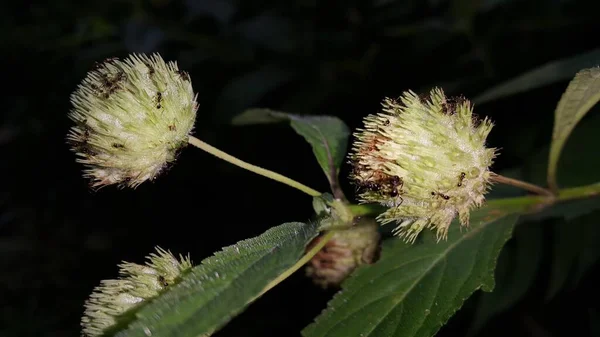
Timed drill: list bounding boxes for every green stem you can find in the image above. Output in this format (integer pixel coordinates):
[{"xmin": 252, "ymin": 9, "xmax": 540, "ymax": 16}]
[
  {"xmin": 188, "ymin": 135, "xmax": 321, "ymax": 197},
  {"xmin": 490, "ymin": 173, "xmax": 555, "ymax": 197},
  {"xmin": 347, "ymin": 182, "xmax": 600, "ymax": 218},
  {"xmin": 557, "ymin": 182, "xmax": 600, "ymax": 201},
  {"xmin": 348, "ymin": 204, "xmax": 387, "ymax": 217},
  {"xmin": 257, "ymin": 230, "xmax": 336, "ymax": 298}
]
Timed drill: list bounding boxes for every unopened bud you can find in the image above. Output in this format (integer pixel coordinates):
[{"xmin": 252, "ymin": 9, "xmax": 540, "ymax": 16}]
[{"xmin": 306, "ymin": 218, "xmax": 381, "ymax": 288}]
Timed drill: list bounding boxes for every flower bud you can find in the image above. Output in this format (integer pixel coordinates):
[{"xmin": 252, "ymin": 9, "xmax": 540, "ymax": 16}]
[
  {"xmin": 81, "ymin": 247, "xmax": 192, "ymax": 337},
  {"xmin": 67, "ymin": 53, "xmax": 198, "ymax": 188},
  {"xmin": 306, "ymin": 218, "xmax": 381, "ymax": 288},
  {"xmin": 349, "ymin": 88, "xmax": 496, "ymax": 242}
]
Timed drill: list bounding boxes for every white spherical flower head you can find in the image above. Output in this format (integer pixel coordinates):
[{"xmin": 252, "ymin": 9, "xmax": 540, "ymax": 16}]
[
  {"xmin": 67, "ymin": 53, "xmax": 198, "ymax": 188},
  {"xmin": 349, "ymin": 88, "xmax": 496, "ymax": 242},
  {"xmin": 81, "ymin": 247, "xmax": 192, "ymax": 337}
]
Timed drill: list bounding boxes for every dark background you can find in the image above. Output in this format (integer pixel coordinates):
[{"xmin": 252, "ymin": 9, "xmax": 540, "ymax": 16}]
[{"xmin": 3, "ymin": 0, "xmax": 600, "ymax": 336}]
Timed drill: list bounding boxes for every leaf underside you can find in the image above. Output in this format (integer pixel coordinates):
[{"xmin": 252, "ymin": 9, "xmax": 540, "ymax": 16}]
[
  {"xmin": 548, "ymin": 67, "xmax": 600, "ymax": 189},
  {"xmin": 232, "ymin": 108, "xmax": 350, "ymax": 186},
  {"xmin": 110, "ymin": 221, "xmax": 318, "ymax": 337},
  {"xmin": 302, "ymin": 201, "xmax": 521, "ymax": 337},
  {"xmin": 468, "ymin": 223, "xmax": 543, "ymax": 335},
  {"xmin": 473, "ymin": 48, "xmax": 600, "ymax": 105}
]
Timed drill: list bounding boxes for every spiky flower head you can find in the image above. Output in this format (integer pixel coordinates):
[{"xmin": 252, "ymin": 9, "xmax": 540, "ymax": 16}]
[
  {"xmin": 306, "ymin": 218, "xmax": 381, "ymax": 288},
  {"xmin": 81, "ymin": 247, "xmax": 192, "ymax": 337},
  {"xmin": 349, "ymin": 88, "xmax": 496, "ymax": 242},
  {"xmin": 67, "ymin": 53, "xmax": 198, "ymax": 189}
]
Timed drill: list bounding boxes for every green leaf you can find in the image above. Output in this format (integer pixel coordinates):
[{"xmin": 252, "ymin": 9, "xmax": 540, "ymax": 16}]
[
  {"xmin": 547, "ymin": 67, "xmax": 600, "ymax": 191},
  {"xmin": 469, "ymin": 223, "xmax": 543, "ymax": 335},
  {"xmin": 526, "ymin": 112, "xmax": 600, "ymax": 188},
  {"xmin": 233, "ymin": 109, "xmax": 350, "ymax": 194},
  {"xmin": 570, "ymin": 211, "xmax": 600, "ymax": 288},
  {"xmin": 523, "ymin": 113, "xmax": 600, "ymax": 221},
  {"xmin": 302, "ymin": 200, "xmax": 522, "ymax": 337},
  {"xmin": 111, "ymin": 221, "xmax": 319, "ymax": 337},
  {"xmin": 473, "ymin": 48, "xmax": 600, "ymax": 105}
]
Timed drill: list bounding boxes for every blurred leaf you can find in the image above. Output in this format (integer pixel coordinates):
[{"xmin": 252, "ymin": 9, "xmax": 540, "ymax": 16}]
[
  {"xmin": 529, "ymin": 112, "xmax": 600, "ymax": 187},
  {"xmin": 381, "ymin": 20, "xmax": 446, "ymax": 37},
  {"xmin": 302, "ymin": 199, "xmax": 523, "ymax": 337},
  {"xmin": 183, "ymin": 0, "xmax": 235, "ymax": 25},
  {"xmin": 523, "ymin": 113, "xmax": 600, "ymax": 221},
  {"xmin": 525, "ymin": 196, "xmax": 600, "ymax": 223},
  {"xmin": 546, "ymin": 218, "xmax": 580, "ymax": 301},
  {"xmin": 548, "ymin": 67, "xmax": 600, "ymax": 191},
  {"xmin": 232, "ymin": 108, "xmax": 287, "ymax": 125},
  {"xmin": 112, "ymin": 222, "xmax": 319, "ymax": 337},
  {"xmin": 449, "ymin": 0, "xmax": 481, "ymax": 32},
  {"xmin": 234, "ymin": 12, "xmax": 297, "ymax": 52},
  {"xmin": 214, "ymin": 65, "xmax": 297, "ymax": 122},
  {"xmin": 480, "ymin": 0, "xmax": 516, "ymax": 11},
  {"xmin": 233, "ymin": 109, "xmax": 350, "ymax": 194},
  {"xmin": 570, "ymin": 211, "xmax": 600, "ymax": 288},
  {"xmin": 468, "ymin": 223, "xmax": 543, "ymax": 335},
  {"xmin": 122, "ymin": 18, "xmax": 165, "ymax": 53},
  {"xmin": 473, "ymin": 48, "xmax": 600, "ymax": 105}
]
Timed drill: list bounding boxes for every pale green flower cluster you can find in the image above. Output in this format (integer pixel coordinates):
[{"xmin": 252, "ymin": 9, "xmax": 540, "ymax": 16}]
[
  {"xmin": 67, "ymin": 53, "xmax": 198, "ymax": 188},
  {"xmin": 349, "ymin": 88, "xmax": 496, "ymax": 242},
  {"xmin": 81, "ymin": 247, "xmax": 192, "ymax": 337}
]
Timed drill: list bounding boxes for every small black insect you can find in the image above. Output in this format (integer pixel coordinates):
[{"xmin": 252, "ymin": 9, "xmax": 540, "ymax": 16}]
[
  {"xmin": 365, "ymin": 181, "xmax": 381, "ymax": 192},
  {"xmin": 384, "ymin": 175, "xmax": 403, "ymax": 197},
  {"xmin": 93, "ymin": 57, "xmax": 118, "ymax": 70},
  {"xmin": 116, "ymin": 71, "xmax": 126, "ymax": 82},
  {"xmin": 145, "ymin": 62, "xmax": 155, "ymax": 75},
  {"xmin": 431, "ymin": 191, "xmax": 450, "ymax": 200},
  {"xmin": 156, "ymin": 92, "xmax": 163, "ymax": 109},
  {"xmin": 177, "ymin": 70, "xmax": 190, "ymax": 81},
  {"xmin": 457, "ymin": 172, "xmax": 466, "ymax": 187}
]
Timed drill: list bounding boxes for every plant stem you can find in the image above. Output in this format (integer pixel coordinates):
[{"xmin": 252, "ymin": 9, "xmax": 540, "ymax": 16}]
[
  {"xmin": 257, "ymin": 230, "xmax": 336, "ymax": 298},
  {"xmin": 188, "ymin": 135, "xmax": 321, "ymax": 197},
  {"xmin": 557, "ymin": 182, "xmax": 600, "ymax": 201},
  {"xmin": 349, "ymin": 181, "xmax": 600, "ymax": 219},
  {"xmin": 490, "ymin": 174, "xmax": 555, "ymax": 198},
  {"xmin": 348, "ymin": 204, "xmax": 387, "ymax": 217}
]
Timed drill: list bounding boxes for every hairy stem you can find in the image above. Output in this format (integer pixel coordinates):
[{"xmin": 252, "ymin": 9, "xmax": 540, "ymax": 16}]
[
  {"xmin": 490, "ymin": 174, "xmax": 555, "ymax": 197},
  {"xmin": 257, "ymin": 230, "xmax": 336, "ymax": 298},
  {"xmin": 188, "ymin": 135, "xmax": 321, "ymax": 197}
]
